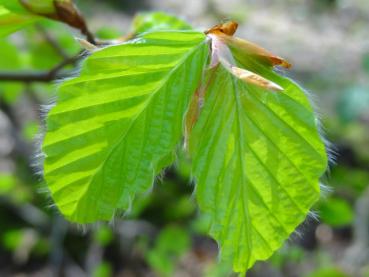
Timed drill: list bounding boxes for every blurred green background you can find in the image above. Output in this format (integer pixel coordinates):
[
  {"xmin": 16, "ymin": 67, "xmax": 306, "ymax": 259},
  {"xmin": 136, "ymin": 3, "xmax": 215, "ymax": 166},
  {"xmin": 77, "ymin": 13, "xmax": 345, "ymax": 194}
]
[{"xmin": 0, "ymin": 0, "xmax": 369, "ymax": 276}]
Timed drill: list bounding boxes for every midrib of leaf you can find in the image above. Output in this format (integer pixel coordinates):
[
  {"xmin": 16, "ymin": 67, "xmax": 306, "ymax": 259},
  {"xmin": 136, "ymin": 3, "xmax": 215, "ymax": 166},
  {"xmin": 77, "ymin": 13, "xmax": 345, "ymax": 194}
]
[
  {"xmin": 72, "ymin": 40, "xmax": 208, "ymax": 218},
  {"xmin": 228, "ymin": 74, "xmax": 283, "ymax": 269},
  {"xmin": 230, "ymin": 76, "xmax": 252, "ymax": 269},
  {"xmin": 230, "ymin": 69, "xmax": 320, "ymax": 220},
  {"xmin": 190, "ymin": 62, "xmax": 326, "ymax": 272}
]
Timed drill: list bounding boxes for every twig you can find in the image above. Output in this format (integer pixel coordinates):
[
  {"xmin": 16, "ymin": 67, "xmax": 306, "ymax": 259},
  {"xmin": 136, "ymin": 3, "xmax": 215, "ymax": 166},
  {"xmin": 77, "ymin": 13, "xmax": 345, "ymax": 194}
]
[
  {"xmin": 0, "ymin": 72, "xmax": 63, "ymax": 82},
  {"xmin": 49, "ymin": 53, "xmax": 82, "ymax": 75},
  {"xmin": 81, "ymin": 26, "xmax": 96, "ymax": 45},
  {"xmin": 52, "ymin": 0, "xmax": 97, "ymax": 45},
  {"xmin": 36, "ymin": 24, "xmax": 69, "ymax": 59},
  {"xmin": 0, "ymin": 53, "xmax": 82, "ymax": 83}
]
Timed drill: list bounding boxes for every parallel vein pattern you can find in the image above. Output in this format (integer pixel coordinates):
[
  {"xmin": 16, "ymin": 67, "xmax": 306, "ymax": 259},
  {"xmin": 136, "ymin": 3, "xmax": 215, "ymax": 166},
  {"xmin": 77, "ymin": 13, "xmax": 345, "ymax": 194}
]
[
  {"xmin": 189, "ymin": 66, "xmax": 327, "ymax": 272},
  {"xmin": 43, "ymin": 31, "xmax": 208, "ymax": 223}
]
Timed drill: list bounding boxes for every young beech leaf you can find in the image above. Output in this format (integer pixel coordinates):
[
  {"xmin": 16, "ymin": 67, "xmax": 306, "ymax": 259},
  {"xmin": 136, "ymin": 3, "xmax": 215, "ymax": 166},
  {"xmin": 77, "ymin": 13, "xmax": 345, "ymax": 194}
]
[
  {"xmin": 189, "ymin": 25, "xmax": 327, "ymax": 272},
  {"xmin": 42, "ymin": 31, "xmax": 208, "ymax": 223},
  {"xmin": 42, "ymin": 14, "xmax": 328, "ymax": 274}
]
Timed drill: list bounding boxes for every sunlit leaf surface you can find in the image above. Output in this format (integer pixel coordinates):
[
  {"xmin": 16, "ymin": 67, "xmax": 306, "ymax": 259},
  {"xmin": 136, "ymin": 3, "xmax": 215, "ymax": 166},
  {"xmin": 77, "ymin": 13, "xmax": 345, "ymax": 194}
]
[
  {"xmin": 41, "ymin": 12, "xmax": 328, "ymax": 273},
  {"xmin": 189, "ymin": 62, "xmax": 327, "ymax": 271},
  {"xmin": 43, "ymin": 31, "xmax": 208, "ymax": 222}
]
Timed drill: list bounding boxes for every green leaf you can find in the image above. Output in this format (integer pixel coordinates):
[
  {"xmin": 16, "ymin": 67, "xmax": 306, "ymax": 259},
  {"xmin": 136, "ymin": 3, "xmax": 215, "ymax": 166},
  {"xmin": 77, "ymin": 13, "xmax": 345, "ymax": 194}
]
[
  {"xmin": 189, "ymin": 63, "xmax": 327, "ymax": 271},
  {"xmin": 132, "ymin": 12, "xmax": 192, "ymax": 34},
  {"xmin": 43, "ymin": 30, "xmax": 208, "ymax": 223},
  {"xmin": 0, "ymin": 6, "xmax": 36, "ymax": 37}
]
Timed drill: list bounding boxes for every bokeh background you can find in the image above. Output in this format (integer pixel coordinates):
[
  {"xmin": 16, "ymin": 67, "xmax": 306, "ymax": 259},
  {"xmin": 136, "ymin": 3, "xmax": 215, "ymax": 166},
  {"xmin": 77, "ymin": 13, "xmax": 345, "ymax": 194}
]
[{"xmin": 1, "ymin": 0, "xmax": 369, "ymax": 276}]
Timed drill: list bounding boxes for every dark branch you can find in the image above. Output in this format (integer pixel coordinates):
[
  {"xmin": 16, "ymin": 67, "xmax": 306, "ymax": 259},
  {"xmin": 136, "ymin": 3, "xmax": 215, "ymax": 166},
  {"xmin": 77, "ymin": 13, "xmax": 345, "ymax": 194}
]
[
  {"xmin": 0, "ymin": 53, "xmax": 82, "ymax": 83},
  {"xmin": 52, "ymin": 0, "xmax": 97, "ymax": 45},
  {"xmin": 81, "ymin": 26, "xmax": 96, "ymax": 45},
  {"xmin": 36, "ymin": 24, "xmax": 69, "ymax": 59},
  {"xmin": 0, "ymin": 72, "xmax": 60, "ymax": 82}
]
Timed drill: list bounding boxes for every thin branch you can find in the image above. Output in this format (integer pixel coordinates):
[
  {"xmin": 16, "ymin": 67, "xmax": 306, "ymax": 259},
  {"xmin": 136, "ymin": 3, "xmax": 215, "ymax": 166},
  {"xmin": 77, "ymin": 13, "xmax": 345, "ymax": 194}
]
[
  {"xmin": 81, "ymin": 26, "xmax": 96, "ymax": 45},
  {"xmin": 0, "ymin": 53, "xmax": 82, "ymax": 83},
  {"xmin": 0, "ymin": 72, "xmax": 62, "ymax": 82},
  {"xmin": 52, "ymin": 0, "xmax": 97, "ymax": 45},
  {"xmin": 36, "ymin": 24, "xmax": 69, "ymax": 59},
  {"xmin": 49, "ymin": 53, "xmax": 82, "ymax": 75}
]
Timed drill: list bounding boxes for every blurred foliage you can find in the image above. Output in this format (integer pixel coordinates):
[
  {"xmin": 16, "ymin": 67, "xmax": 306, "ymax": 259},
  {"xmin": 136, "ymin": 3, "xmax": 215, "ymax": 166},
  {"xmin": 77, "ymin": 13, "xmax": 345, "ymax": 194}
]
[
  {"xmin": 306, "ymin": 267, "xmax": 349, "ymax": 277},
  {"xmin": 0, "ymin": 173, "xmax": 31, "ymax": 203},
  {"xmin": 269, "ymin": 245, "xmax": 305, "ymax": 268},
  {"xmin": 204, "ymin": 260, "xmax": 233, "ymax": 277},
  {"xmin": 0, "ymin": 6, "xmax": 36, "ymax": 37},
  {"xmin": 0, "ymin": 174, "xmax": 15, "ymax": 195},
  {"xmin": 132, "ymin": 11, "xmax": 192, "ymax": 33},
  {"xmin": 330, "ymin": 165, "xmax": 369, "ymax": 196},
  {"xmin": 0, "ymin": 38, "xmax": 22, "ymax": 102},
  {"xmin": 95, "ymin": 26, "xmax": 121, "ymax": 40},
  {"xmin": 0, "ymin": 20, "xmax": 81, "ymax": 104},
  {"xmin": 146, "ymin": 226, "xmax": 190, "ymax": 276},
  {"xmin": 93, "ymin": 262, "xmax": 112, "ymax": 277},
  {"xmin": 94, "ymin": 226, "xmax": 113, "ymax": 247},
  {"xmin": 319, "ymin": 197, "xmax": 353, "ymax": 227},
  {"xmin": 99, "ymin": 0, "xmax": 152, "ymax": 14}
]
